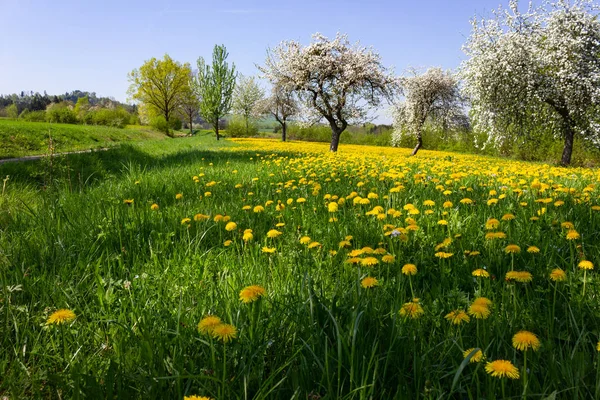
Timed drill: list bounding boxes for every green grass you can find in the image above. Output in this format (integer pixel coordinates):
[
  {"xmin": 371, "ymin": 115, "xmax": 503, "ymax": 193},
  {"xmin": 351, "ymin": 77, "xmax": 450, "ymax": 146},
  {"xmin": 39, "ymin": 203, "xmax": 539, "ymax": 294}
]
[
  {"xmin": 0, "ymin": 137, "xmax": 599, "ymax": 399},
  {"xmin": 0, "ymin": 119, "xmax": 166, "ymax": 160}
]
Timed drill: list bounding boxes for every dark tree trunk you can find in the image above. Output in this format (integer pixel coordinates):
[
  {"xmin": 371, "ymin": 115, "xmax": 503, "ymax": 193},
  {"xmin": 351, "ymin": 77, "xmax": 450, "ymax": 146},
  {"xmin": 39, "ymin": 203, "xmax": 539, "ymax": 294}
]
[
  {"xmin": 411, "ymin": 128, "xmax": 423, "ymax": 156},
  {"xmin": 215, "ymin": 118, "xmax": 220, "ymax": 141},
  {"xmin": 281, "ymin": 120, "xmax": 287, "ymax": 142},
  {"xmin": 561, "ymin": 124, "xmax": 574, "ymax": 166},
  {"xmin": 330, "ymin": 128, "xmax": 342, "ymax": 152},
  {"xmin": 245, "ymin": 116, "xmax": 249, "ymax": 135},
  {"xmin": 165, "ymin": 110, "xmax": 172, "ymax": 138},
  {"xmin": 189, "ymin": 114, "xmax": 193, "ymax": 136}
]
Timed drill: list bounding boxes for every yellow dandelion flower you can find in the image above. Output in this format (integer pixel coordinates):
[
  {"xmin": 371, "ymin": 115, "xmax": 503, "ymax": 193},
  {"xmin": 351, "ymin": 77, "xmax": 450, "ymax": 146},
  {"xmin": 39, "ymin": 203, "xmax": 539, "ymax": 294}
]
[
  {"xmin": 194, "ymin": 213, "xmax": 209, "ymax": 221},
  {"xmin": 123, "ymin": 199, "xmax": 134, "ymax": 205},
  {"xmin": 338, "ymin": 240, "xmax": 351, "ymax": 248},
  {"xmin": 423, "ymin": 200, "xmax": 435, "ymax": 207},
  {"xmin": 184, "ymin": 395, "xmax": 212, "ymax": 400},
  {"xmin": 445, "ymin": 310, "xmax": 470, "ymax": 325},
  {"xmin": 485, "ymin": 360, "xmax": 520, "ymax": 379},
  {"xmin": 46, "ymin": 309, "xmax": 76, "ymax": 325},
  {"xmin": 328, "ymin": 202, "xmax": 339, "ymax": 212},
  {"xmin": 578, "ymin": 260, "xmax": 594, "ymax": 270},
  {"xmin": 512, "ymin": 330, "xmax": 541, "ymax": 352},
  {"xmin": 402, "ymin": 264, "xmax": 418, "ymax": 275},
  {"xmin": 181, "ymin": 218, "xmax": 191, "ymax": 225},
  {"xmin": 561, "ymin": 221, "xmax": 575, "ymax": 229},
  {"xmin": 225, "ymin": 222, "xmax": 237, "ymax": 231},
  {"xmin": 502, "ymin": 213, "xmax": 515, "ymax": 221},
  {"xmin": 435, "ymin": 252, "xmax": 454, "ymax": 259},
  {"xmin": 361, "ymin": 276, "xmax": 379, "ymax": 288},
  {"xmin": 504, "ymin": 244, "xmax": 521, "ymax": 254},
  {"xmin": 460, "ymin": 198, "xmax": 473, "ymax": 204},
  {"xmin": 361, "ymin": 257, "xmax": 379, "ymax": 267},
  {"xmin": 243, "ymin": 231, "xmax": 253, "ymax": 242},
  {"xmin": 345, "ymin": 257, "xmax": 362, "ymax": 265},
  {"xmin": 438, "ymin": 219, "xmax": 448, "ymax": 226},
  {"xmin": 300, "ymin": 236, "xmax": 312, "ymax": 245},
  {"xmin": 175, "ymin": 193, "xmax": 183, "ymax": 200},
  {"xmin": 197, "ymin": 315, "xmax": 221, "ymax": 334},
  {"xmin": 485, "ymin": 218, "xmax": 500, "ymax": 230},
  {"xmin": 399, "ymin": 301, "xmax": 424, "ymax": 319},
  {"xmin": 506, "ymin": 270, "xmax": 533, "ymax": 283},
  {"xmin": 262, "ymin": 246, "xmax": 276, "ymax": 254},
  {"xmin": 473, "ymin": 297, "xmax": 492, "ymax": 307},
  {"xmin": 472, "ymin": 269, "xmax": 490, "ymax": 278},
  {"xmin": 211, "ymin": 323, "xmax": 237, "ymax": 343},
  {"xmin": 549, "ymin": 268, "xmax": 567, "ymax": 282},
  {"xmin": 224, "ymin": 240, "xmax": 233, "ymax": 246},
  {"xmin": 443, "ymin": 201, "xmax": 453, "ymax": 208},
  {"xmin": 308, "ymin": 241, "xmax": 322, "ymax": 249},
  {"xmin": 267, "ymin": 229, "xmax": 282, "ymax": 238},
  {"xmin": 151, "ymin": 203, "xmax": 159, "ymax": 211},
  {"xmin": 296, "ymin": 198, "xmax": 306, "ymax": 203},
  {"xmin": 468, "ymin": 304, "xmax": 491, "ymax": 319},
  {"xmin": 463, "ymin": 348, "xmax": 484, "ymax": 363},
  {"xmin": 527, "ymin": 246, "xmax": 540, "ymax": 253},
  {"xmin": 382, "ymin": 254, "xmax": 395, "ymax": 263},
  {"xmin": 239, "ymin": 285, "xmax": 266, "ymax": 303},
  {"xmin": 253, "ymin": 205, "xmax": 265, "ymax": 213},
  {"xmin": 566, "ymin": 230, "xmax": 580, "ymax": 240}
]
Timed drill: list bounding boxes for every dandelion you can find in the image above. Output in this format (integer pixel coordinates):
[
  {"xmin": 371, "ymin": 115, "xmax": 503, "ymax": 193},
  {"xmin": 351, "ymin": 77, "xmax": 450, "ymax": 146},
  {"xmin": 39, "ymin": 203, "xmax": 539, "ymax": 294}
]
[
  {"xmin": 485, "ymin": 360, "xmax": 520, "ymax": 379},
  {"xmin": 243, "ymin": 230, "xmax": 253, "ymax": 242},
  {"xmin": 151, "ymin": 203, "xmax": 159, "ymax": 210},
  {"xmin": 300, "ymin": 236, "xmax": 312, "ymax": 245},
  {"xmin": 512, "ymin": 330, "xmax": 540, "ymax": 352},
  {"xmin": 504, "ymin": 244, "xmax": 521, "ymax": 254},
  {"xmin": 460, "ymin": 198, "xmax": 473, "ymax": 204},
  {"xmin": 463, "ymin": 348, "xmax": 483, "ymax": 363},
  {"xmin": 566, "ymin": 230, "xmax": 580, "ymax": 240},
  {"xmin": 485, "ymin": 218, "xmax": 500, "ymax": 230},
  {"xmin": 328, "ymin": 202, "xmax": 339, "ymax": 212},
  {"xmin": 502, "ymin": 213, "xmax": 515, "ymax": 221},
  {"xmin": 338, "ymin": 240, "xmax": 351, "ymax": 248},
  {"xmin": 308, "ymin": 241, "xmax": 322, "ymax": 249},
  {"xmin": 194, "ymin": 213, "xmax": 209, "ymax": 221},
  {"xmin": 472, "ymin": 269, "xmax": 490, "ymax": 278},
  {"xmin": 224, "ymin": 240, "xmax": 232, "ymax": 246},
  {"xmin": 267, "ymin": 229, "xmax": 282, "ymax": 238},
  {"xmin": 445, "ymin": 310, "xmax": 470, "ymax": 325},
  {"xmin": 181, "ymin": 218, "xmax": 191, "ymax": 225},
  {"xmin": 361, "ymin": 276, "xmax": 379, "ymax": 288},
  {"xmin": 443, "ymin": 201, "xmax": 453, "ymax": 208},
  {"xmin": 225, "ymin": 222, "xmax": 237, "ymax": 231},
  {"xmin": 197, "ymin": 315, "xmax": 221, "ymax": 334},
  {"xmin": 361, "ymin": 257, "xmax": 379, "ymax": 267},
  {"xmin": 402, "ymin": 264, "xmax": 417, "ymax": 275},
  {"xmin": 123, "ymin": 199, "xmax": 134, "ymax": 205},
  {"xmin": 438, "ymin": 219, "xmax": 448, "ymax": 226},
  {"xmin": 549, "ymin": 268, "xmax": 566, "ymax": 282},
  {"xmin": 47, "ymin": 309, "xmax": 76, "ymax": 325},
  {"xmin": 468, "ymin": 303, "xmax": 491, "ymax": 320},
  {"xmin": 262, "ymin": 246, "xmax": 276, "ymax": 254},
  {"xmin": 382, "ymin": 254, "xmax": 395, "ymax": 263},
  {"xmin": 296, "ymin": 198, "xmax": 306, "ymax": 203},
  {"xmin": 505, "ymin": 271, "xmax": 533, "ymax": 283},
  {"xmin": 435, "ymin": 252, "xmax": 454, "ymax": 259},
  {"xmin": 212, "ymin": 323, "xmax": 237, "ymax": 343},
  {"xmin": 578, "ymin": 260, "xmax": 594, "ymax": 270},
  {"xmin": 527, "ymin": 246, "xmax": 540, "ymax": 253},
  {"xmin": 239, "ymin": 285, "xmax": 266, "ymax": 303},
  {"xmin": 253, "ymin": 205, "xmax": 265, "ymax": 213},
  {"xmin": 176, "ymin": 193, "xmax": 183, "ymax": 200},
  {"xmin": 399, "ymin": 300, "xmax": 424, "ymax": 319},
  {"xmin": 184, "ymin": 396, "xmax": 212, "ymax": 400}
]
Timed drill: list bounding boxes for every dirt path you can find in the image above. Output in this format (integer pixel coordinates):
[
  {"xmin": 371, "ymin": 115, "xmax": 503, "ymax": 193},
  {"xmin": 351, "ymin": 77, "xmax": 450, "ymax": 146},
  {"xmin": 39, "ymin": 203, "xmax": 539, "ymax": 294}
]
[{"xmin": 0, "ymin": 148, "xmax": 109, "ymax": 165}]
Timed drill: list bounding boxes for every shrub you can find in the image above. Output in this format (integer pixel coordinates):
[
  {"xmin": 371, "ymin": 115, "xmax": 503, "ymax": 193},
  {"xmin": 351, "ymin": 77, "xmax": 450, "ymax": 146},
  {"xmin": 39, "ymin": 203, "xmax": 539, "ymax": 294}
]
[
  {"xmin": 45, "ymin": 102, "xmax": 77, "ymax": 124},
  {"xmin": 150, "ymin": 116, "xmax": 169, "ymax": 133},
  {"xmin": 6, "ymin": 104, "xmax": 18, "ymax": 119},
  {"xmin": 226, "ymin": 116, "xmax": 258, "ymax": 137},
  {"xmin": 19, "ymin": 110, "xmax": 46, "ymax": 122}
]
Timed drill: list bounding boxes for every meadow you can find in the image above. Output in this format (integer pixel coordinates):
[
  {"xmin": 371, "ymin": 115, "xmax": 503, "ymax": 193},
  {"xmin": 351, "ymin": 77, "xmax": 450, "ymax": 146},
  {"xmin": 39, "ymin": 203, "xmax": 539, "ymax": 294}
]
[{"xmin": 1, "ymin": 135, "xmax": 600, "ymax": 399}]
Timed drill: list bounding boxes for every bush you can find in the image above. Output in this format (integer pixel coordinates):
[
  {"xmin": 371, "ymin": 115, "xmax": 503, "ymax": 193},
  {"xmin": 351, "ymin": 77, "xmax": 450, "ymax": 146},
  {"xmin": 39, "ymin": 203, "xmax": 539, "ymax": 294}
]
[
  {"xmin": 226, "ymin": 116, "xmax": 258, "ymax": 137},
  {"xmin": 169, "ymin": 116, "xmax": 182, "ymax": 131},
  {"xmin": 84, "ymin": 107, "xmax": 131, "ymax": 128},
  {"xmin": 45, "ymin": 102, "xmax": 77, "ymax": 124},
  {"xmin": 19, "ymin": 110, "xmax": 47, "ymax": 122},
  {"xmin": 6, "ymin": 104, "xmax": 18, "ymax": 119}
]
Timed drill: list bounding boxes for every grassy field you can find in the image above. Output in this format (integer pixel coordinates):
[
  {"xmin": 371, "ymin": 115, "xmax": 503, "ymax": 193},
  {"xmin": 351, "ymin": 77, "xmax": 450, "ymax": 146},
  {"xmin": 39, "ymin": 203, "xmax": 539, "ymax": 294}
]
[
  {"xmin": 1, "ymin": 136, "xmax": 600, "ymax": 399},
  {"xmin": 0, "ymin": 119, "xmax": 166, "ymax": 159}
]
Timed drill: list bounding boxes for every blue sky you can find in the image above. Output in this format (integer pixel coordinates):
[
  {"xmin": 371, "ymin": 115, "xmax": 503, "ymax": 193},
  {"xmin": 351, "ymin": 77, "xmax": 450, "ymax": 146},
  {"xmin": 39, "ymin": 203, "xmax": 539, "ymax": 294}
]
[{"xmin": 1, "ymin": 0, "xmax": 513, "ymax": 104}]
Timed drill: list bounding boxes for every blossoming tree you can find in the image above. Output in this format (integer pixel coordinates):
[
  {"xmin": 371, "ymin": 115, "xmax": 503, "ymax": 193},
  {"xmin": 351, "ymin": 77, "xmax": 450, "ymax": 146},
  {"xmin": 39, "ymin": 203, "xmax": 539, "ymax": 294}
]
[
  {"xmin": 461, "ymin": 0, "xmax": 600, "ymax": 165},
  {"xmin": 259, "ymin": 33, "xmax": 396, "ymax": 151},
  {"xmin": 257, "ymin": 84, "xmax": 298, "ymax": 142},
  {"xmin": 392, "ymin": 67, "xmax": 463, "ymax": 155}
]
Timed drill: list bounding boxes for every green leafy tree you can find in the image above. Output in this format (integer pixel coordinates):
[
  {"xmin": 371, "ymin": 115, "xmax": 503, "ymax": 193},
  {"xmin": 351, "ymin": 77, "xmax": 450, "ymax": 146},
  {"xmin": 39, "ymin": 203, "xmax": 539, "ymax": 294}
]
[
  {"xmin": 127, "ymin": 54, "xmax": 191, "ymax": 137},
  {"xmin": 6, "ymin": 103, "xmax": 18, "ymax": 119},
  {"xmin": 74, "ymin": 96, "xmax": 90, "ymax": 121},
  {"xmin": 194, "ymin": 45, "xmax": 237, "ymax": 140}
]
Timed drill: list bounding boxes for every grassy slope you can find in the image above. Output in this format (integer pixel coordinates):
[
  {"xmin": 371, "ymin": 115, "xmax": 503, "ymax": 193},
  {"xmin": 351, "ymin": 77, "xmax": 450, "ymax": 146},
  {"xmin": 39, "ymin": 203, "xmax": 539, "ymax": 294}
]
[{"xmin": 0, "ymin": 119, "xmax": 166, "ymax": 159}]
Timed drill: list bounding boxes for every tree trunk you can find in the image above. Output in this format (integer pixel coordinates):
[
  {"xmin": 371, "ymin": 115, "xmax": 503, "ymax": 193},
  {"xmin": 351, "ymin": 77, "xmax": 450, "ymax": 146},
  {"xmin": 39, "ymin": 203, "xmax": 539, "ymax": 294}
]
[
  {"xmin": 281, "ymin": 120, "xmax": 287, "ymax": 142},
  {"xmin": 215, "ymin": 118, "xmax": 220, "ymax": 141},
  {"xmin": 411, "ymin": 129, "xmax": 423, "ymax": 156},
  {"xmin": 561, "ymin": 124, "xmax": 574, "ymax": 166},
  {"xmin": 165, "ymin": 110, "xmax": 172, "ymax": 138},
  {"xmin": 330, "ymin": 128, "xmax": 342, "ymax": 152},
  {"xmin": 189, "ymin": 114, "xmax": 193, "ymax": 136},
  {"xmin": 245, "ymin": 116, "xmax": 249, "ymax": 136}
]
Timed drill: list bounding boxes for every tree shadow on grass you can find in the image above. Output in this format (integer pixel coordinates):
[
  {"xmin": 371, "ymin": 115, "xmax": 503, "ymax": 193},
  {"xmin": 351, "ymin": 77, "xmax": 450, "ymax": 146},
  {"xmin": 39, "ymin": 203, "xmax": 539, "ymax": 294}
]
[{"xmin": 0, "ymin": 138, "xmax": 304, "ymax": 189}]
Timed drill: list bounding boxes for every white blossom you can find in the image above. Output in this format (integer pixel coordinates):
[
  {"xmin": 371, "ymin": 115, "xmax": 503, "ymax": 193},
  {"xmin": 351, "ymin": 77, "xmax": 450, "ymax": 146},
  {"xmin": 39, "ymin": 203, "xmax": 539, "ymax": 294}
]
[{"xmin": 460, "ymin": 0, "xmax": 600, "ymax": 165}]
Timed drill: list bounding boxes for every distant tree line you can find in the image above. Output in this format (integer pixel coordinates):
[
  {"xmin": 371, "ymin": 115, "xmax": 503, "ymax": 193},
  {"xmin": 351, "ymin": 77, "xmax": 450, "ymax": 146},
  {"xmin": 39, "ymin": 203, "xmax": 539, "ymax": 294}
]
[{"xmin": 0, "ymin": 90, "xmax": 139, "ymax": 128}]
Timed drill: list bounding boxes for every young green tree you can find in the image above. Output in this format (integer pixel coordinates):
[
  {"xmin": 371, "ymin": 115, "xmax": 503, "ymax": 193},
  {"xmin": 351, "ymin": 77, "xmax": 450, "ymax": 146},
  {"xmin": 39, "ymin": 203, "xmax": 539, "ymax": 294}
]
[
  {"xmin": 232, "ymin": 74, "xmax": 264, "ymax": 135},
  {"xmin": 127, "ymin": 54, "xmax": 191, "ymax": 137},
  {"xmin": 194, "ymin": 45, "xmax": 237, "ymax": 140},
  {"xmin": 6, "ymin": 103, "xmax": 18, "ymax": 119},
  {"xmin": 179, "ymin": 81, "xmax": 200, "ymax": 136}
]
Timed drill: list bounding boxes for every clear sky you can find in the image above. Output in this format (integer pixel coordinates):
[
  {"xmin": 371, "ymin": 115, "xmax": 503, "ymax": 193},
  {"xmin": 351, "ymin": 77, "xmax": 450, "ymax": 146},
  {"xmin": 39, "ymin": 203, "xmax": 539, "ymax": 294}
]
[{"xmin": 1, "ymin": 0, "xmax": 513, "ymax": 104}]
